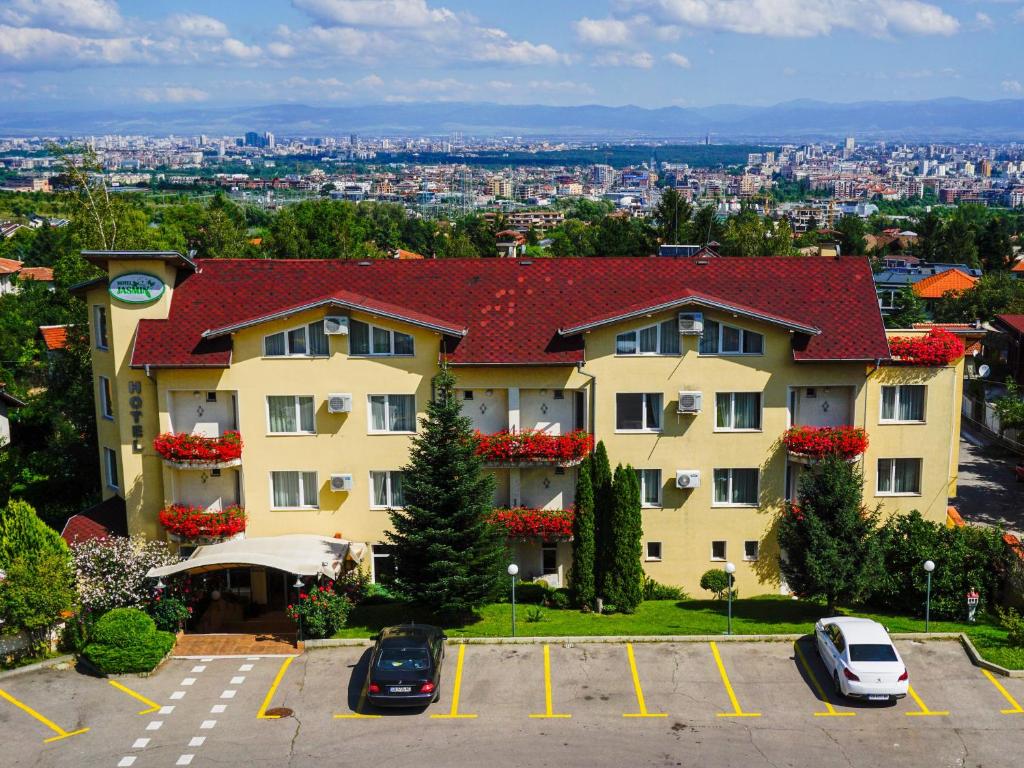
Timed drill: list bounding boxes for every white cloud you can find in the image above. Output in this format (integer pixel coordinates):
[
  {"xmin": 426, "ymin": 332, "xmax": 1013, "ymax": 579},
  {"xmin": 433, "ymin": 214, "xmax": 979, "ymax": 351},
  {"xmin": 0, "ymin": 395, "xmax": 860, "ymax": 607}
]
[
  {"xmin": 0, "ymin": 0, "xmax": 122, "ymax": 33},
  {"xmin": 593, "ymin": 50, "xmax": 654, "ymax": 69},
  {"xmin": 574, "ymin": 17, "xmax": 633, "ymax": 46},
  {"xmin": 135, "ymin": 86, "xmax": 209, "ymax": 103},
  {"xmin": 276, "ymin": 24, "xmax": 381, "ymax": 57},
  {"xmin": 972, "ymin": 12, "xmax": 994, "ymax": 30},
  {"xmin": 665, "ymin": 51, "xmax": 691, "ymax": 68},
  {"xmin": 292, "ymin": 0, "xmax": 456, "ymax": 29},
  {"xmin": 167, "ymin": 14, "xmax": 229, "ymax": 39},
  {"xmin": 266, "ymin": 42, "xmax": 295, "ymax": 58},
  {"xmin": 1002, "ymin": 79, "xmax": 1023, "ymax": 94},
  {"xmin": 472, "ymin": 38, "xmax": 567, "ymax": 65},
  {"xmin": 221, "ymin": 38, "xmax": 263, "ymax": 60},
  {"xmin": 0, "ymin": 24, "xmax": 150, "ymax": 68}
]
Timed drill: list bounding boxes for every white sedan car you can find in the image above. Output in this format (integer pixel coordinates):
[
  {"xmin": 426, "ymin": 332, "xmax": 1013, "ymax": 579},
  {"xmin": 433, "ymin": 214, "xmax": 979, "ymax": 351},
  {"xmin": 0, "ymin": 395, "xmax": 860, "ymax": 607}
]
[{"xmin": 814, "ymin": 617, "xmax": 909, "ymax": 702}]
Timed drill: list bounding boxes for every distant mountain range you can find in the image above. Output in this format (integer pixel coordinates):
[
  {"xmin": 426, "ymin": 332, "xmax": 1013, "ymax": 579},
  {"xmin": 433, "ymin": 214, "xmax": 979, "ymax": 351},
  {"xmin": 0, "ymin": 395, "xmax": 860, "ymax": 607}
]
[{"xmin": 4, "ymin": 98, "xmax": 1024, "ymax": 141}]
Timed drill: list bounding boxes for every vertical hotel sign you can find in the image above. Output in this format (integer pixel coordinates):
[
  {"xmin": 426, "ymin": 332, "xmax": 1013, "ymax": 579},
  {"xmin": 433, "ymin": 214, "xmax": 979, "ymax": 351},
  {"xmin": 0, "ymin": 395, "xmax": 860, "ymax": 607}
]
[{"xmin": 129, "ymin": 381, "xmax": 144, "ymax": 453}]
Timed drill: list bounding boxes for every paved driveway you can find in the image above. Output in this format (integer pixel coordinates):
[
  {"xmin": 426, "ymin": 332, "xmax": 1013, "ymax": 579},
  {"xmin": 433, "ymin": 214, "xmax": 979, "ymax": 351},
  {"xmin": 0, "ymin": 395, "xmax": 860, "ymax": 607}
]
[
  {"xmin": 4, "ymin": 639, "xmax": 1024, "ymax": 768},
  {"xmin": 954, "ymin": 425, "xmax": 1024, "ymax": 536}
]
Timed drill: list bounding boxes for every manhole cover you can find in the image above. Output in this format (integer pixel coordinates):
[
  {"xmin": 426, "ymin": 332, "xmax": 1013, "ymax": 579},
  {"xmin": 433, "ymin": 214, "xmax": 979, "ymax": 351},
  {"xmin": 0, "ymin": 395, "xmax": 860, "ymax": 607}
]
[{"xmin": 264, "ymin": 707, "xmax": 294, "ymax": 718}]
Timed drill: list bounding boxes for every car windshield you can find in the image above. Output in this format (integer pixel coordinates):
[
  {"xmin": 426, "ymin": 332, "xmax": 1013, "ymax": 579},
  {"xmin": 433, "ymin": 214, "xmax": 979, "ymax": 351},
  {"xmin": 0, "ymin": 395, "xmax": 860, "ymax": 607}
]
[
  {"xmin": 849, "ymin": 643, "xmax": 898, "ymax": 662},
  {"xmin": 376, "ymin": 645, "xmax": 430, "ymax": 671}
]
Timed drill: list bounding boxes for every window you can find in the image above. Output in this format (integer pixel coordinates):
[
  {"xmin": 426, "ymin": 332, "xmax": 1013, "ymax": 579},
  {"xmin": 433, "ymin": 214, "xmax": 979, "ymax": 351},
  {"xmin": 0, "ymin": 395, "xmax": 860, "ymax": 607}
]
[
  {"xmin": 715, "ymin": 392, "xmax": 762, "ymax": 430},
  {"xmin": 103, "ymin": 447, "xmax": 118, "ymax": 490},
  {"xmin": 744, "ymin": 540, "xmax": 759, "ymax": 561},
  {"xmin": 267, "ymin": 396, "xmax": 316, "ymax": 434},
  {"xmin": 350, "ymin": 319, "xmax": 414, "ymax": 356},
  {"xmin": 94, "ymin": 305, "xmax": 108, "ymax": 350},
  {"xmin": 542, "ymin": 543, "xmax": 557, "ymax": 575},
  {"xmin": 206, "ymin": 392, "xmax": 217, "ymax": 403},
  {"xmin": 711, "ymin": 540, "xmax": 727, "ymax": 561},
  {"xmin": 462, "ymin": 390, "xmax": 474, "ymax": 400},
  {"xmin": 264, "ymin": 320, "xmax": 328, "ymax": 357},
  {"xmin": 271, "ymin": 471, "xmax": 319, "ymax": 508},
  {"xmin": 699, "ymin": 319, "xmax": 764, "ymax": 356},
  {"xmin": 370, "ymin": 471, "xmax": 405, "ymax": 508},
  {"xmin": 646, "ymin": 541, "xmax": 662, "ymax": 561},
  {"xmin": 713, "ymin": 468, "xmax": 759, "ymax": 506},
  {"xmin": 99, "ymin": 376, "xmax": 114, "ymax": 420},
  {"xmin": 615, "ymin": 393, "xmax": 662, "ymax": 431},
  {"xmin": 372, "ymin": 544, "xmax": 396, "ymax": 584},
  {"xmin": 615, "ymin": 320, "xmax": 680, "ymax": 355},
  {"xmin": 636, "ymin": 469, "xmax": 662, "ymax": 507},
  {"xmin": 877, "ymin": 290, "xmax": 899, "ymax": 311},
  {"xmin": 877, "ymin": 458, "xmax": 922, "ymax": 495},
  {"xmin": 369, "ymin": 394, "xmax": 416, "ymax": 433},
  {"xmin": 880, "ymin": 385, "xmax": 925, "ymax": 423}
]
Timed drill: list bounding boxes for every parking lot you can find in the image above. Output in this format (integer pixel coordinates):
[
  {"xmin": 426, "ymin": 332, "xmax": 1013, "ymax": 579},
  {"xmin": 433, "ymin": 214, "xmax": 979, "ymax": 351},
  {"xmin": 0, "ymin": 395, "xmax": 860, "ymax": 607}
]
[{"xmin": 3, "ymin": 638, "xmax": 1023, "ymax": 768}]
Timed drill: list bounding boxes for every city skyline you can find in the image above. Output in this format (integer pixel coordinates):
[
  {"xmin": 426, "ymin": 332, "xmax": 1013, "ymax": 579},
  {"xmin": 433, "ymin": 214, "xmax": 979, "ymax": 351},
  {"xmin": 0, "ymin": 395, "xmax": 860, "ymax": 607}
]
[{"xmin": 2, "ymin": 0, "xmax": 1024, "ymax": 112}]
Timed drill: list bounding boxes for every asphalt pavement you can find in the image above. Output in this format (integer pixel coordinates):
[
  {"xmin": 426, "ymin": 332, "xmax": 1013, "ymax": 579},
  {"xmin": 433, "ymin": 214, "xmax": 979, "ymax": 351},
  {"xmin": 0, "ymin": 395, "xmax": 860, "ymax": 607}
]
[{"xmin": 954, "ymin": 425, "xmax": 1024, "ymax": 536}]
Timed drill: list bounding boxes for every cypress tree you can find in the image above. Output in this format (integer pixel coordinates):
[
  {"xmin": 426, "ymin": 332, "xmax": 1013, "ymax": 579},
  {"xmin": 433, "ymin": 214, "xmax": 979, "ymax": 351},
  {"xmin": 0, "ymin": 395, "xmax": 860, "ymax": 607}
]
[
  {"xmin": 604, "ymin": 464, "xmax": 644, "ymax": 613},
  {"xmin": 570, "ymin": 458, "xmax": 596, "ymax": 609},
  {"xmin": 0, "ymin": 499, "xmax": 68, "ymax": 570},
  {"xmin": 386, "ymin": 366, "xmax": 504, "ymax": 619},
  {"xmin": 590, "ymin": 441, "xmax": 613, "ymax": 597}
]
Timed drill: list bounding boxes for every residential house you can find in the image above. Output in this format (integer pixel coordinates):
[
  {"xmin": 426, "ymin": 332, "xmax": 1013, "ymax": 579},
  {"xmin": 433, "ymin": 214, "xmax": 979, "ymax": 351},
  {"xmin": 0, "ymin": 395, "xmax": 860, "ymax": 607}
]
[{"xmin": 0, "ymin": 383, "xmax": 25, "ymax": 448}]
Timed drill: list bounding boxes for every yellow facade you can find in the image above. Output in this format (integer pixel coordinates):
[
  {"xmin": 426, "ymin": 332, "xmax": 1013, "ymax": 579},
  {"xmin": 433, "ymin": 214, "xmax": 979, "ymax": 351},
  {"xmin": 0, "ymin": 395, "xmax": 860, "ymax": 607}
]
[{"xmin": 83, "ymin": 256, "xmax": 963, "ymax": 596}]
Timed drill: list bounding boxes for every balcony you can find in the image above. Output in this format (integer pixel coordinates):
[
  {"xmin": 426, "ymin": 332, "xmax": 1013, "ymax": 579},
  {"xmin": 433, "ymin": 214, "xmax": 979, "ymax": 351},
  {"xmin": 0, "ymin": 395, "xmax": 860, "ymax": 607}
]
[
  {"xmin": 782, "ymin": 425, "xmax": 868, "ymax": 464},
  {"xmin": 158, "ymin": 504, "xmax": 246, "ymax": 542},
  {"xmin": 154, "ymin": 431, "xmax": 243, "ymax": 470},
  {"xmin": 474, "ymin": 429, "xmax": 592, "ymax": 468},
  {"xmin": 487, "ymin": 507, "xmax": 574, "ymax": 542}
]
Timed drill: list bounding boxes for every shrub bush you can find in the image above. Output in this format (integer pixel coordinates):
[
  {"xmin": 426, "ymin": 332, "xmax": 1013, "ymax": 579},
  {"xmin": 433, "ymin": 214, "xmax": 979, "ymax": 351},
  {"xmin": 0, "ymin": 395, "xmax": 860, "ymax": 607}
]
[
  {"xmin": 642, "ymin": 577, "xmax": 688, "ymax": 601},
  {"xmin": 524, "ymin": 606, "xmax": 545, "ymax": 623},
  {"xmin": 547, "ymin": 589, "xmax": 571, "ymax": 609},
  {"xmin": 359, "ymin": 582, "xmax": 404, "ymax": 606},
  {"xmin": 700, "ymin": 569, "xmax": 731, "ymax": 600},
  {"xmin": 999, "ymin": 607, "xmax": 1024, "ymax": 648},
  {"xmin": 83, "ymin": 608, "xmax": 176, "ymax": 674},
  {"xmin": 146, "ymin": 596, "xmax": 191, "ymax": 633},
  {"xmin": 286, "ymin": 585, "xmax": 352, "ymax": 639},
  {"xmin": 513, "ymin": 583, "xmax": 548, "ymax": 605}
]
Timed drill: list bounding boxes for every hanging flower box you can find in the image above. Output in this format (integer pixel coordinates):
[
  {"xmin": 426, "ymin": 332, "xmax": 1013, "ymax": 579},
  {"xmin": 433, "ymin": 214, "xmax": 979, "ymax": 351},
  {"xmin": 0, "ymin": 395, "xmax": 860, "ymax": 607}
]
[
  {"xmin": 153, "ymin": 431, "xmax": 243, "ymax": 468},
  {"xmin": 887, "ymin": 328, "xmax": 965, "ymax": 367},
  {"xmin": 158, "ymin": 504, "xmax": 246, "ymax": 539},
  {"xmin": 782, "ymin": 425, "xmax": 869, "ymax": 461},
  {"xmin": 487, "ymin": 507, "xmax": 574, "ymax": 542},
  {"xmin": 474, "ymin": 430, "xmax": 593, "ymax": 466}
]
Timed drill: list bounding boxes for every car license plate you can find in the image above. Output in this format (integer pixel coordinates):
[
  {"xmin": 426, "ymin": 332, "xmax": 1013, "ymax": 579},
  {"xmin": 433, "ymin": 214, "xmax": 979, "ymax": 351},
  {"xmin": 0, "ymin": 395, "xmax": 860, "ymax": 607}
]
[
  {"xmin": 868, "ymin": 695, "xmax": 888, "ymax": 701},
  {"xmin": 390, "ymin": 686, "xmax": 412, "ymax": 693}
]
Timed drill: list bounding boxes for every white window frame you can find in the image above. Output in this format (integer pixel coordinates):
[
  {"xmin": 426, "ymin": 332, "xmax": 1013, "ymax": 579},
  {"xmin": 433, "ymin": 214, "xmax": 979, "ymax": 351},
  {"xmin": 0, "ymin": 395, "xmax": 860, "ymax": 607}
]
[
  {"xmin": 710, "ymin": 540, "xmax": 727, "ymax": 562},
  {"xmin": 699, "ymin": 320, "xmax": 765, "ymax": 357},
  {"xmin": 877, "ymin": 289, "xmax": 899, "ymax": 311},
  {"xmin": 876, "ymin": 458, "xmax": 923, "ymax": 497},
  {"xmin": 263, "ymin": 320, "xmax": 329, "ymax": 358},
  {"xmin": 266, "ymin": 395, "xmax": 316, "ymax": 435},
  {"xmin": 615, "ymin": 392, "xmax": 663, "ymax": 433},
  {"xmin": 269, "ymin": 470, "xmax": 320, "ymax": 509},
  {"xmin": 94, "ymin": 305, "xmax": 109, "ymax": 350},
  {"xmin": 714, "ymin": 391, "xmax": 763, "ymax": 432},
  {"xmin": 103, "ymin": 447, "xmax": 119, "ymax": 490},
  {"xmin": 637, "ymin": 469, "xmax": 662, "ymax": 507},
  {"xmin": 615, "ymin": 320, "xmax": 680, "ymax": 356},
  {"xmin": 367, "ymin": 394, "xmax": 417, "ymax": 434},
  {"xmin": 645, "ymin": 541, "xmax": 663, "ymax": 562},
  {"xmin": 349, "ymin": 319, "xmax": 415, "ymax": 357},
  {"xmin": 712, "ymin": 468, "xmax": 760, "ymax": 507},
  {"xmin": 99, "ymin": 375, "xmax": 114, "ymax": 420},
  {"xmin": 369, "ymin": 470, "xmax": 406, "ymax": 509},
  {"xmin": 879, "ymin": 385, "xmax": 926, "ymax": 424},
  {"xmin": 371, "ymin": 544, "xmax": 394, "ymax": 584},
  {"xmin": 743, "ymin": 540, "xmax": 760, "ymax": 561}
]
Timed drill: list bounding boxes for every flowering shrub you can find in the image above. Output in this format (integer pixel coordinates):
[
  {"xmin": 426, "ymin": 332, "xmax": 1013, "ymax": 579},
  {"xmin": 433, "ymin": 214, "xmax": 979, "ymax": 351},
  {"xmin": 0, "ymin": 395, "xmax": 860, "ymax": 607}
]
[
  {"xmin": 71, "ymin": 535, "xmax": 181, "ymax": 615},
  {"xmin": 487, "ymin": 507, "xmax": 575, "ymax": 541},
  {"xmin": 782, "ymin": 426, "xmax": 869, "ymax": 460},
  {"xmin": 152, "ymin": 431, "xmax": 243, "ymax": 464},
  {"xmin": 887, "ymin": 328, "xmax": 965, "ymax": 367},
  {"xmin": 146, "ymin": 595, "xmax": 191, "ymax": 633},
  {"xmin": 158, "ymin": 505, "xmax": 246, "ymax": 539},
  {"xmin": 474, "ymin": 430, "xmax": 592, "ymax": 464},
  {"xmin": 286, "ymin": 584, "xmax": 352, "ymax": 639}
]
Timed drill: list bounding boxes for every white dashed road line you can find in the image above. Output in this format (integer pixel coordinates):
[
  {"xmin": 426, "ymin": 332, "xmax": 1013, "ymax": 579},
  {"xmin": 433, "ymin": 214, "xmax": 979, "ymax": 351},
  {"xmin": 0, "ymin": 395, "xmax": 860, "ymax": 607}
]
[
  {"xmin": 170, "ymin": 691, "xmax": 186, "ymax": 700},
  {"xmin": 220, "ymin": 690, "xmax": 237, "ymax": 699},
  {"xmin": 176, "ymin": 755, "xmax": 194, "ymax": 766},
  {"xmin": 145, "ymin": 721, "xmax": 163, "ymax": 731},
  {"xmin": 239, "ymin": 664, "xmax": 254, "ymax": 672},
  {"xmin": 231, "ymin": 676, "xmax": 246, "ymax": 685},
  {"xmin": 189, "ymin": 737, "xmax": 206, "ymax": 747},
  {"xmin": 191, "ymin": 666, "xmax": 207, "ymax": 673},
  {"xmin": 181, "ymin": 678, "xmax": 196, "ymax": 686},
  {"xmin": 200, "ymin": 720, "xmax": 217, "ymax": 730},
  {"xmin": 211, "ymin": 704, "xmax": 227, "ymax": 713},
  {"xmin": 131, "ymin": 738, "xmax": 150, "ymax": 749},
  {"xmin": 159, "ymin": 706, "xmax": 175, "ymax": 715},
  {"xmin": 117, "ymin": 757, "xmax": 136, "ymax": 767}
]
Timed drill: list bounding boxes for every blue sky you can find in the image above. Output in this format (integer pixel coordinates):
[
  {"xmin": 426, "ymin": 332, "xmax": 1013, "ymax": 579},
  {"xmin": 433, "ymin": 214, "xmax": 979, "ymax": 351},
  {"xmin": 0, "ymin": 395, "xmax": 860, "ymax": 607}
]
[{"xmin": 2, "ymin": 0, "xmax": 1023, "ymax": 111}]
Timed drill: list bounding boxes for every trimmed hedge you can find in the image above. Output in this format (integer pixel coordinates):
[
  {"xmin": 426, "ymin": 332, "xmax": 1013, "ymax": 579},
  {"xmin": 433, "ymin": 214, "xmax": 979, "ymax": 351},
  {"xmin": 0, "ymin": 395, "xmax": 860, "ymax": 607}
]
[{"xmin": 83, "ymin": 608, "xmax": 176, "ymax": 674}]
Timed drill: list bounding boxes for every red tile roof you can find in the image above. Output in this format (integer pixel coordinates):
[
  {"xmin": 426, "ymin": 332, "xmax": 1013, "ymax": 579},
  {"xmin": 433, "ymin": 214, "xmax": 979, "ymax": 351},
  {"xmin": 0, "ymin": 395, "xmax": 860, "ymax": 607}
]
[
  {"xmin": 19, "ymin": 266, "xmax": 53, "ymax": 281},
  {"xmin": 38, "ymin": 324, "xmax": 69, "ymax": 351},
  {"xmin": 996, "ymin": 314, "xmax": 1024, "ymax": 336},
  {"xmin": 60, "ymin": 496, "xmax": 128, "ymax": 544},
  {"xmin": 0, "ymin": 257, "xmax": 22, "ymax": 275},
  {"xmin": 130, "ymin": 257, "xmax": 890, "ymax": 367},
  {"xmin": 912, "ymin": 268, "xmax": 977, "ymax": 299}
]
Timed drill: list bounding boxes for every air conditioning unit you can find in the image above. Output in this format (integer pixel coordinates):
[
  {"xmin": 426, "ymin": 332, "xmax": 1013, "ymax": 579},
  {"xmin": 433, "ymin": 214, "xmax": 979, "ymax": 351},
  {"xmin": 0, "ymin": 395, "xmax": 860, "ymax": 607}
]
[
  {"xmin": 330, "ymin": 473, "xmax": 353, "ymax": 492},
  {"xmin": 327, "ymin": 393, "xmax": 352, "ymax": 413},
  {"xmin": 324, "ymin": 315, "xmax": 349, "ymax": 335},
  {"xmin": 678, "ymin": 311, "xmax": 704, "ymax": 335},
  {"xmin": 677, "ymin": 390, "xmax": 703, "ymax": 414},
  {"xmin": 676, "ymin": 470, "xmax": 701, "ymax": 489}
]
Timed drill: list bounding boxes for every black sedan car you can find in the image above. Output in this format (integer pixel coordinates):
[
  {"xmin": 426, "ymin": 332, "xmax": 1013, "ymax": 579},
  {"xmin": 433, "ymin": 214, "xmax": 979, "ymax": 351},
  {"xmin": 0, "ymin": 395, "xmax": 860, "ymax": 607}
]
[{"xmin": 365, "ymin": 624, "xmax": 446, "ymax": 707}]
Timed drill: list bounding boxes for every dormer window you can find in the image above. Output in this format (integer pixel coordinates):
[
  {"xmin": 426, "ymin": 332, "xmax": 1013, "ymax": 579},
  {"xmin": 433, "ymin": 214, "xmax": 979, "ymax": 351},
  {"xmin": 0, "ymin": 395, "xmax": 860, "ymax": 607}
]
[
  {"xmin": 615, "ymin": 320, "xmax": 680, "ymax": 355},
  {"xmin": 699, "ymin": 320, "xmax": 764, "ymax": 356},
  {"xmin": 350, "ymin": 320, "xmax": 414, "ymax": 357},
  {"xmin": 264, "ymin": 320, "xmax": 328, "ymax": 357}
]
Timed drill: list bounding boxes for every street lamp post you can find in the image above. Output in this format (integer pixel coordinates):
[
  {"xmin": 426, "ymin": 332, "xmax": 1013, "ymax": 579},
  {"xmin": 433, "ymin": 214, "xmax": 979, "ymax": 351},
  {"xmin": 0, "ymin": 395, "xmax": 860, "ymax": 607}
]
[
  {"xmin": 293, "ymin": 575, "xmax": 305, "ymax": 642},
  {"xmin": 923, "ymin": 560, "xmax": 935, "ymax": 632},
  {"xmin": 725, "ymin": 562, "xmax": 737, "ymax": 636},
  {"xmin": 508, "ymin": 564, "xmax": 519, "ymax": 638}
]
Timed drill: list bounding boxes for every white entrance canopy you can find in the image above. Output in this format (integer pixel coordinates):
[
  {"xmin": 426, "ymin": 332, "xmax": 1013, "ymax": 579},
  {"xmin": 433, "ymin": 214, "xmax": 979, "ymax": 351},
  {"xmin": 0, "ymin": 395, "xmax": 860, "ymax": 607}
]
[{"xmin": 146, "ymin": 534, "xmax": 367, "ymax": 581}]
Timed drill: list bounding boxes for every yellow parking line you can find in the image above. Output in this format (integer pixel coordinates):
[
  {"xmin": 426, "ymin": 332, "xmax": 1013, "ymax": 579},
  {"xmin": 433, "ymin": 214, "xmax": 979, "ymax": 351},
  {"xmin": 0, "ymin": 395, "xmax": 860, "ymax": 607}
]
[
  {"xmin": 432, "ymin": 643, "xmax": 477, "ymax": 719},
  {"xmin": 529, "ymin": 645, "xmax": 571, "ymax": 719},
  {"xmin": 0, "ymin": 687, "xmax": 90, "ymax": 743},
  {"xmin": 710, "ymin": 642, "xmax": 761, "ymax": 718},
  {"xmin": 905, "ymin": 685, "xmax": 949, "ymax": 716},
  {"xmin": 256, "ymin": 656, "xmax": 295, "ymax": 719},
  {"xmin": 107, "ymin": 680, "xmax": 160, "ymax": 715},
  {"xmin": 623, "ymin": 643, "xmax": 667, "ymax": 718},
  {"xmin": 981, "ymin": 669, "xmax": 1024, "ymax": 715},
  {"xmin": 334, "ymin": 661, "xmax": 382, "ymax": 720},
  {"xmin": 792, "ymin": 642, "xmax": 855, "ymax": 718}
]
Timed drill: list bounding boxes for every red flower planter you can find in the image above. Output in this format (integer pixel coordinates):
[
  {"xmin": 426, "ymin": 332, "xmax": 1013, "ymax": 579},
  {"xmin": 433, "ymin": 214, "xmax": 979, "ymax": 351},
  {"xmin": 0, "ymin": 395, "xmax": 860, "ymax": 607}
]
[
  {"xmin": 487, "ymin": 507, "xmax": 574, "ymax": 542},
  {"xmin": 153, "ymin": 431, "xmax": 243, "ymax": 465},
  {"xmin": 887, "ymin": 328, "xmax": 965, "ymax": 367},
  {"xmin": 474, "ymin": 430, "xmax": 592, "ymax": 465},
  {"xmin": 782, "ymin": 425, "xmax": 869, "ymax": 460},
  {"xmin": 158, "ymin": 504, "xmax": 246, "ymax": 539}
]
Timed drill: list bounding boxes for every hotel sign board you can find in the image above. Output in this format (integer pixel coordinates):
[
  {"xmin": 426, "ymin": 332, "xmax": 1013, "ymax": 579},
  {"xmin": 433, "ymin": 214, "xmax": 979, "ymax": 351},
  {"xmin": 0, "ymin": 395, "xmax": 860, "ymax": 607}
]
[{"xmin": 109, "ymin": 272, "xmax": 165, "ymax": 305}]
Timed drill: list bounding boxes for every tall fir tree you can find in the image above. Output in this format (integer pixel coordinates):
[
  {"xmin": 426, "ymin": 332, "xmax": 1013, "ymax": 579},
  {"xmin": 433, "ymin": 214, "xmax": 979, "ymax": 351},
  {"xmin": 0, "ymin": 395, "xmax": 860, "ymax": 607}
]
[
  {"xmin": 603, "ymin": 465, "xmax": 644, "ymax": 613},
  {"xmin": 386, "ymin": 366, "xmax": 505, "ymax": 618},
  {"xmin": 570, "ymin": 458, "xmax": 596, "ymax": 609},
  {"xmin": 0, "ymin": 499, "xmax": 68, "ymax": 570},
  {"xmin": 590, "ymin": 441, "xmax": 613, "ymax": 597}
]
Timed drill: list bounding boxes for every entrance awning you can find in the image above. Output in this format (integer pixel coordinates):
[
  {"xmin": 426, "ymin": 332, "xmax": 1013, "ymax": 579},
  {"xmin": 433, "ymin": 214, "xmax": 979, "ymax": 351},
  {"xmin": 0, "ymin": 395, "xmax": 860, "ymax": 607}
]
[{"xmin": 147, "ymin": 534, "xmax": 367, "ymax": 581}]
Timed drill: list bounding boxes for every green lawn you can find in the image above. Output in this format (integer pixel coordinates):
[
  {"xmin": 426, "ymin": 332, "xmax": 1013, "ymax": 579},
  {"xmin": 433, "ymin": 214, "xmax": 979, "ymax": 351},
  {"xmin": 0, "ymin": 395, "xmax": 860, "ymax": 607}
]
[{"xmin": 333, "ymin": 596, "xmax": 1022, "ymax": 669}]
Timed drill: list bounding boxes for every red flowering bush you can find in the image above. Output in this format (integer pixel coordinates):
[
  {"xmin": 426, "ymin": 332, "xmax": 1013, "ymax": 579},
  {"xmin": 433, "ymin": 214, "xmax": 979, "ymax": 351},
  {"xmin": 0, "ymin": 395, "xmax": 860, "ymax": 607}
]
[
  {"xmin": 158, "ymin": 504, "xmax": 246, "ymax": 539},
  {"xmin": 887, "ymin": 328, "xmax": 965, "ymax": 367},
  {"xmin": 153, "ymin": 431, "xmax": 243, "ymax": 464},
  {"xmin": 782, "ymin": 426, "xmax": 869, "ymax": 460},
  {"xmin": 286, "ymin": 584, "xmax": 351, "ymax": 638},
  {"xmin": 487, "ymin": 507, "xmax": 574, "ymax": 541},
  {"xmin": 474, "ymin": 430, "xmax": 592, "ymax": 464}
]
